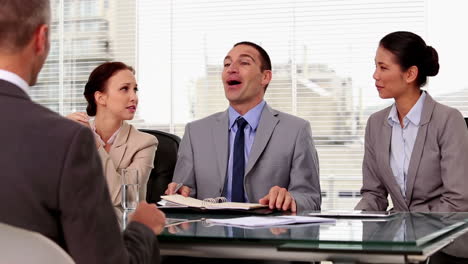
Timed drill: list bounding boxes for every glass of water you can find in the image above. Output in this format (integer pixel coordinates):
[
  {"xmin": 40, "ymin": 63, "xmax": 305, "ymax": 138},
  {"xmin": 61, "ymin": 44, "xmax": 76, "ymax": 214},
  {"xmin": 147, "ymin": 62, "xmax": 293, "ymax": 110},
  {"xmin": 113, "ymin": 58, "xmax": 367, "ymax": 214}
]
[{"xmin": 121, "ymin": 168, "xmax": 140, "ymax": 210}]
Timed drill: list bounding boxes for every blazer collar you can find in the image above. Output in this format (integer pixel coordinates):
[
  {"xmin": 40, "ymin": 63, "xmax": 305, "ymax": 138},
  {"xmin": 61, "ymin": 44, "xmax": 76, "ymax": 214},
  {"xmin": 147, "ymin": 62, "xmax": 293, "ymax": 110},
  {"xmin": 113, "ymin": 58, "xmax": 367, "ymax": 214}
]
[
  {"xmin": 212, "ymin": 104, "xmax": 280, "ymax": 185},
  {"xmin": 377, "ymin": 92, "xmax": 436, "ymax": 209},
  {"xmin": 245, "ymin": 104, "xmax": 279, "ymax": 176},
  {"xmin": 0, "ymin": 80, "xmax": 30, "ymax": 101},
  {"xmin": 405, "ymin": 92, "xmax": 436, "ymax": 202},
  {"xmin": 110, "ymin": 121, "xmax": 131, "ymax": 168},
  {"xmin": 377, "ymin": 111, "xmax": 409, "ymax": 210},
  {"xmin": 213, "ymin": 110, "xmax": 230, "ymax": 186},
  {"xmin": 417, "ymin": 92, "xmax": 436, "ymax": 126}
]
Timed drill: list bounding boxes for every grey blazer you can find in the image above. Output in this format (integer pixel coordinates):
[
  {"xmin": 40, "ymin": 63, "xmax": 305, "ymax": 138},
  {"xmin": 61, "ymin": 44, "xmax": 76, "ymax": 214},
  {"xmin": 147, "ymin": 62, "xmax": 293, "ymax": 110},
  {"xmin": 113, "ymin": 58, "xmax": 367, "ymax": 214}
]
[
  {"xmin": 172, "ymin": 104, "xmax": 321, "ymax": 211},
  {"xmin": 356, "ymin": 92, "xmax": 468, "ymax": 212},
  {"xmin": 0, "ymin": 80, "xmax": 159, "ymax": 264}
]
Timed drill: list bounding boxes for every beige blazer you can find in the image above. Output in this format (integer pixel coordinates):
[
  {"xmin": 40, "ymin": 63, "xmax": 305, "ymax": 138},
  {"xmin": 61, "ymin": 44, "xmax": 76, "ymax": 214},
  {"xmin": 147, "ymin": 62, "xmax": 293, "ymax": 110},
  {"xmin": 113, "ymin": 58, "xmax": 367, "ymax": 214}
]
[
  {"xmin": 356, "ymin": 92, "xmax": 468, "ymax": 212},
  {"xmin": 96, "ymin": 121, "xmax": 158, "ymax": 206}
]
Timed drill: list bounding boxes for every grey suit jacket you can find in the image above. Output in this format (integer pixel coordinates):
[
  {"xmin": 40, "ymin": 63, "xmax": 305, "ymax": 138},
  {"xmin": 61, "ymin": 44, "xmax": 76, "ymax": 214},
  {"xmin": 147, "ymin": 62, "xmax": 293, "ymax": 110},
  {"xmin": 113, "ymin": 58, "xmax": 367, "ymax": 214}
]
[
  {"xmin": 0, "ymin": 80, "xmax": 159, "ymax": 264},
  {"xmin": 356, "ymin": 92, "xmax": 468, "ymax": 212},
  {"xmin": 173, "ymin": 104, "xmax": 321, "ymax": 211}
]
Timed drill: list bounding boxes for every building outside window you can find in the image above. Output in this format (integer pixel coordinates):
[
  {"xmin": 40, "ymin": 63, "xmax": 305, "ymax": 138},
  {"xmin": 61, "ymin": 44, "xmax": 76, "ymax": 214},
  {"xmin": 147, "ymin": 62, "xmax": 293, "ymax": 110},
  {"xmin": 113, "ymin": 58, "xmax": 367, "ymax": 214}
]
[{"xmin": 37, "ymin": 0, "xmax": 468, "ymax": 210}]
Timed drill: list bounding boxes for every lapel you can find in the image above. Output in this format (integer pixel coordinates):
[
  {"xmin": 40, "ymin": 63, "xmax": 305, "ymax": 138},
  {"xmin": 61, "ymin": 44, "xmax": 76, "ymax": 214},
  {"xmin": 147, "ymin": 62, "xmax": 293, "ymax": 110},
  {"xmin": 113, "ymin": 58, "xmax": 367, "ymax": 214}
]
[
  {"xmin": 376, "ymin": 106, "xmax": 409, "ymax": 211},
  {"xmin": 212, "ymin": 111, "xmax": 229, "ymax": 185},
  {"xmin": 405, "ymin": 92, "xmax": 436, "ymax": 203},
  {"xmin": 245, "ymin": 104, "xmax": 279, "ymax": 176},
  {"xmin": 110, "ymin": 121, "xmax": 130, "ymax": 168}
]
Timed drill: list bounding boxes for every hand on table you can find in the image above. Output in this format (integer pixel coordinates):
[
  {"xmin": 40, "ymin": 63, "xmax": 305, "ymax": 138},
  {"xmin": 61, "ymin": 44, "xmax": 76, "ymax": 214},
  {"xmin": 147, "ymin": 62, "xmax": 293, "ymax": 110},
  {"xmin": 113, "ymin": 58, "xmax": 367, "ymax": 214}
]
[
  {"xmin": 259, "ymin": 186, "xmax": 297, "ymax": 212},
  {"xmin": 130, "ymin": 201, "xmax": 166, "ymax": 235}
]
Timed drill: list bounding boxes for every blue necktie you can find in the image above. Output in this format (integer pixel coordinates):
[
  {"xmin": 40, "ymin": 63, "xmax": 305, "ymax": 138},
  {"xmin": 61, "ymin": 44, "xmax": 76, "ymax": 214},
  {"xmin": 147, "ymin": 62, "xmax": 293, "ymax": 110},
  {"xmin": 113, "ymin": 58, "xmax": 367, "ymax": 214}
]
[{"xmin": 232, "ymin": 117, "xmax": 248, "ymax": 202}]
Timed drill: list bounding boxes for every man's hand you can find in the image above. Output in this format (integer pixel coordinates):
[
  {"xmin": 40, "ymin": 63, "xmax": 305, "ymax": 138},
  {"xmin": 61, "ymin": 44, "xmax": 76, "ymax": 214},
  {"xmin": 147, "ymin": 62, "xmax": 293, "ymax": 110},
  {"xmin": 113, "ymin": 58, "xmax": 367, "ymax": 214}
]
[
  {"xmin": 259, "ymin": 186, "xmax": 297, "ymax": 212},
  {"xmin": 164, "ymin": 182, "xmax": 191, "ymax": 197},
  {"xmin": 167, "ymin": 222, "xmax": 191, "ymax": 234},
  {"xmin": 130, "ymin": 201, "xmax": 166, "ymax": 235}
]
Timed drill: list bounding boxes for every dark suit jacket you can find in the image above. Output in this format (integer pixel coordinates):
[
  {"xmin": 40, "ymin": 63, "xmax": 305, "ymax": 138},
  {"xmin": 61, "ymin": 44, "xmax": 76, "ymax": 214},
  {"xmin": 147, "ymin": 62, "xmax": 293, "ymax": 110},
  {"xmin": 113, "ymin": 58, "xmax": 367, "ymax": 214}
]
[{"xmin": 0, "ymin": 80, "xmax": 159, "ymax": 264}]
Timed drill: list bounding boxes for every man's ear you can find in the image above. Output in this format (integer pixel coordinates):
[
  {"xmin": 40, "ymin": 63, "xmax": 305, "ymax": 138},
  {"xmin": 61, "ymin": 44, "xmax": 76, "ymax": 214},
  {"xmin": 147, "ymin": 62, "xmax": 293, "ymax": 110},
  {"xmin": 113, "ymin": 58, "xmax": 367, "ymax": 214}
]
[
  {"xmin": 405, "ymin": 65, "xmax": 418, "ymax": 84},
  {"xmin": 34, "ymin": 24, "xmax": 49, "ymax": 55},
  {"xmin": 261, "ymin": 70, "xmax": 272, "ymax": 87}
]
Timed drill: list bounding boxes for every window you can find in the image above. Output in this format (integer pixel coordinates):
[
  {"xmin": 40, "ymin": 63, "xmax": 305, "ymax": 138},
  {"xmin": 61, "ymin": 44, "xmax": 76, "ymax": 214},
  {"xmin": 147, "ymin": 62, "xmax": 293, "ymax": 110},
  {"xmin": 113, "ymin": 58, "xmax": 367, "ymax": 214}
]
[
  {"xmin": 37, "ymin": 0, "xmax": 468, "ymax": 210},
  {"xmin": 338, "ymin": 191, "xmax": 361, "ymax": 198},
  {"xmin": 338, "ymin": 192, "xmax": 354, "ymax": 198},
  {"xmin": 80, "ymin": 0, "xmax": 99, "ymax": 17}
]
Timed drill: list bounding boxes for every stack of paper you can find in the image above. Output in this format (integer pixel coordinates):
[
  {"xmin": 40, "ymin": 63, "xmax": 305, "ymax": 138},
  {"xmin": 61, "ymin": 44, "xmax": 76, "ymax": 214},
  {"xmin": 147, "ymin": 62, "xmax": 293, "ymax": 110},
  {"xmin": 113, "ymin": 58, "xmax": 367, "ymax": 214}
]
[{"xmin": 205, "ymin": 216, "xmax": 335, "ymax": 228}]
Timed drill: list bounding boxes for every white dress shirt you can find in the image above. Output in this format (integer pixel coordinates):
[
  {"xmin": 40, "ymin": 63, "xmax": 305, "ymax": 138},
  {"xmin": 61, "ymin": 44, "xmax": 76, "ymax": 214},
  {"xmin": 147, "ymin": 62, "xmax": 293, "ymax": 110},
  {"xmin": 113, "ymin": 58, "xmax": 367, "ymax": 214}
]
[
  {"xmin": 387, "ymin": 91, "xmax": 426, "ymax": 198},
  {"xmin": 89, "ymin": 119, "xmax": 122, "ymax": 147}
]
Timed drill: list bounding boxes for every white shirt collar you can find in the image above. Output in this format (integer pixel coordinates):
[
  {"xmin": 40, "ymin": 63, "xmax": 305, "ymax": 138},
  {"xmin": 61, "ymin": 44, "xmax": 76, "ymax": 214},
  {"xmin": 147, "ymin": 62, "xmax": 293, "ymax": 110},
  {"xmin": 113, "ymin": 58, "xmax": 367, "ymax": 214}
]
[
  {"xmin": 387, "ymin": 91, "xmax": 427, "ymax": 127},
  {"xmin": 0, "ymin": 69, "xmax": 29, "ymax": 94},
  {"xmin": 89, "ymin": 119, "xmax": 122, "ymax": 146}
]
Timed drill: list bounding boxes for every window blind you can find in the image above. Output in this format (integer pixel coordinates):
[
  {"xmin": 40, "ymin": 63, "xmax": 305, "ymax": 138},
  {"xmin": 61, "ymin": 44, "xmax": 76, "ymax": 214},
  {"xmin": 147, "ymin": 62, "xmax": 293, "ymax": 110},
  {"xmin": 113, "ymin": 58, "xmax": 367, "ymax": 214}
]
[{"xmin": 34, "ymin": 0, "xmax": 468, "ymax": 210}]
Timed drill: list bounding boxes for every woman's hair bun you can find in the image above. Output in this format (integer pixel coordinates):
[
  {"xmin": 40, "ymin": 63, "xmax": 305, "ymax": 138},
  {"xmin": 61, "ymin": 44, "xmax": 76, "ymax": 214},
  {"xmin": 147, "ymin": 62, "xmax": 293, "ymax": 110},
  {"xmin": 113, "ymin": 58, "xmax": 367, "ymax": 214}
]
[{"xmin": 423, "ymin": 46, "xmax": 439, "ymax": 77}]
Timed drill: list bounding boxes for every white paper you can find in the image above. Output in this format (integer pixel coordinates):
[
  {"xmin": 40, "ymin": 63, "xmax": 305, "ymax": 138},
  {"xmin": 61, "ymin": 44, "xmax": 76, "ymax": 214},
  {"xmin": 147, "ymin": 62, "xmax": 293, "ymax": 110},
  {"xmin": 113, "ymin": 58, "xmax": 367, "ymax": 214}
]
[{"xmin": 205, "ymin": 216, "xmax": 335, "ymax": 228}]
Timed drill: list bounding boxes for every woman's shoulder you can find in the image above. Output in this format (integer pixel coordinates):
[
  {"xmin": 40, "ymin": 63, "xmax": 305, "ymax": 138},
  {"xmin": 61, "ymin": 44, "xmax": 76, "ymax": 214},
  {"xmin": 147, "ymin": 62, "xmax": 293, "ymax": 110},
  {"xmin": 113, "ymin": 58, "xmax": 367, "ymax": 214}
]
[
  {"xmin": 368, "ymin": 104, "xmax": 393, "ymax": 123},
  {"xmin": 126, "ymin": 123, "xmax": 158, "ymax": 146},
  {"xmin": 432, "ymin": 100, "xmax": 462, "ymax": 116},
  {"xmin": 430, "ymin": 100, "xmax": 465, "ymax": 129}
]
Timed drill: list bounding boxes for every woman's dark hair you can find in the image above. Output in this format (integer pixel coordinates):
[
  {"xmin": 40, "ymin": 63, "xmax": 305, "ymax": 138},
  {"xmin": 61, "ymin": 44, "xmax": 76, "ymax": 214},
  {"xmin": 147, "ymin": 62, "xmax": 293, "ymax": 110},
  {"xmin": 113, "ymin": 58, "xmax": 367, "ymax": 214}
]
[
  {"xmin": 84, "ymin": 62, "xmax": 135, "ymax": 116},
  {"xmin": 380, "ymin": 31, "xmax": 439, "ymax": 87}
]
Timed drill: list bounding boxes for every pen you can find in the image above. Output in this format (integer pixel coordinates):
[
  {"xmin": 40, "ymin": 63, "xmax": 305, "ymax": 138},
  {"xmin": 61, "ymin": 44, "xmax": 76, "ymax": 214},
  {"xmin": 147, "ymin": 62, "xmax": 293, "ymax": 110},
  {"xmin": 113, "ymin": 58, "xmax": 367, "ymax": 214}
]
[{"xmin": 173, "ymin": 183, "xmax": 183, "ymax": 194}]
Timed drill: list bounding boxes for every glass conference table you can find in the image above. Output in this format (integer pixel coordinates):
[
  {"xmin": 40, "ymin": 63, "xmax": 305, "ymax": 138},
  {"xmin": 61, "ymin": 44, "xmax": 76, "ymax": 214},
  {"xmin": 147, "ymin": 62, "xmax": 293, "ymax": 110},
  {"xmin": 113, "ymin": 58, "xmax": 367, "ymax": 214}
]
[{"xmin": 121, "ymin": 210, "xmax": 468, "ymax": 264}]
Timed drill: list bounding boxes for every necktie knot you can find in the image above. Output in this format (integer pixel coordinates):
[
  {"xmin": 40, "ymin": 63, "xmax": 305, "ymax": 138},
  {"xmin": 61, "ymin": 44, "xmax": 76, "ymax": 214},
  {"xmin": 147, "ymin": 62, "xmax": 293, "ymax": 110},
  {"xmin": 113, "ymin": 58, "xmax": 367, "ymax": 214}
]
[{"xmin": 236, "ymin": 117, "xmax": 248, "ymax": 131}]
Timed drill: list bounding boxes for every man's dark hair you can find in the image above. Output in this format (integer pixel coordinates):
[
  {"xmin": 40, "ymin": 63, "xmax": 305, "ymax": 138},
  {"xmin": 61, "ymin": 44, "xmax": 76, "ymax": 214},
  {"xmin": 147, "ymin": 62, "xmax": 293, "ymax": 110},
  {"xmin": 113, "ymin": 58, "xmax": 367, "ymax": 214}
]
[
  {"xmin": 234, "ymin": 41, "xmax": 272, "ymax": 71},
  {"xmin": 234, "ymin": 41, "xmax": 272, "ymax": 90}
]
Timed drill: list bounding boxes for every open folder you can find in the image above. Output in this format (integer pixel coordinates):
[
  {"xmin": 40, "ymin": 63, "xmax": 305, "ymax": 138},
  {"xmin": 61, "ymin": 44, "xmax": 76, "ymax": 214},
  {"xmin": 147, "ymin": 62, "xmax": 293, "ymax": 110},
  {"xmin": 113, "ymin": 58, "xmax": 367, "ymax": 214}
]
[{"xmin": 160, "ymin": 194, "xmax": 268, "ymax": 210}]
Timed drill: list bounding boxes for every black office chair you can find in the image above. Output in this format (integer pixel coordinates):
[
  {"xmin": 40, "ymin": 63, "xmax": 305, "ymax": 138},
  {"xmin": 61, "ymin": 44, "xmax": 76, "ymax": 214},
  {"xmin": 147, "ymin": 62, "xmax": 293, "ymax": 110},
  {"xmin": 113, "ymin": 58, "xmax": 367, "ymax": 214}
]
[
  {"xmin": 139, "ymin": 129, "xmax": 181, "ymax": 203},
  {"xmin": 465, "ymin": 117, "xmax": 468, "ymax": 129}
]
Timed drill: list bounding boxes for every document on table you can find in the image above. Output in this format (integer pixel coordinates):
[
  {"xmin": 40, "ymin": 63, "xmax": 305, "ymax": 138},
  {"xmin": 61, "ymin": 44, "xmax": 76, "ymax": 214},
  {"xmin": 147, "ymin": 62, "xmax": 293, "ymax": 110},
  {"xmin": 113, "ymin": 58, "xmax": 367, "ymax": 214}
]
[
  {"xmin": 165, "ymin": 218, "xmax": 205, "ymax": 227},
  {"xmin": 205, "ymin": 216, "xmax": 335, "ymax": 228},
  {"xmin": 160, "ymin": 194, "xmax": 268, "ymax": 210},
  {"xmin": 158, "ymin": 199, "xmax": 189, "ymax": 208},
  {"xmin": 308, "ymin": 210, "xmax": 397, "ymax": 218}
]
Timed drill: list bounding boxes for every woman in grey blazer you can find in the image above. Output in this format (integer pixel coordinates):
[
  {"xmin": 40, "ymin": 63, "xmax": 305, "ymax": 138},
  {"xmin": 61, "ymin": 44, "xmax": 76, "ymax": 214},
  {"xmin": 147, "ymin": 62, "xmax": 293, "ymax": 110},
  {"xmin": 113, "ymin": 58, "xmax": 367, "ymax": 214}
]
[{"xmin": 355, "ymin": 31, "xmax": 468, "ymax": 213}]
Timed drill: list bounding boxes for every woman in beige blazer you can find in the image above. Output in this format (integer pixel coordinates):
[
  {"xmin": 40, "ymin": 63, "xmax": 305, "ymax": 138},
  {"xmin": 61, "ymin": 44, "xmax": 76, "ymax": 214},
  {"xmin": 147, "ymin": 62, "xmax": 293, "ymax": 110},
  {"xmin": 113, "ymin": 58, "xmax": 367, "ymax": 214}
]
[
  {"xmin": 67, "ymin": 62, "xmax": 158, "ymax": 206},
  {"xmin": 355, "ymin": 31, "xmax": 468, "ymax": 212}
]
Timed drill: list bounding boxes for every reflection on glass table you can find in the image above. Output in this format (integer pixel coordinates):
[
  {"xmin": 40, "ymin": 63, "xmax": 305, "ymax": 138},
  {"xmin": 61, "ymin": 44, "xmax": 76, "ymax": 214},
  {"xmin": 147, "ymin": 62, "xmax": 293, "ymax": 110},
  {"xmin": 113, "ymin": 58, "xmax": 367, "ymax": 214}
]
[{"xmin": 154, "ymin": 211, "xmax": 468, "ymax": 264}]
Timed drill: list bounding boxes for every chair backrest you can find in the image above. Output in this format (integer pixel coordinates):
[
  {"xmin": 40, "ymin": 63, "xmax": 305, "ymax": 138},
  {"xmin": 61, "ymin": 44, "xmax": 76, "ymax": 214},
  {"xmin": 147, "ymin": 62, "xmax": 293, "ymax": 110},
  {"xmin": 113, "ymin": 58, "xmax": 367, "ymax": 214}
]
[
  {"xmin": 465, "ymin": 117, "xmax": 468, "ymax": 129},
  {"xmin": 0, "ymin": 222, "xmax": 75, "ymax": 264},
  {"xmin": 140, "ymin": 129, "xmax": 181, "ymax": 203}
]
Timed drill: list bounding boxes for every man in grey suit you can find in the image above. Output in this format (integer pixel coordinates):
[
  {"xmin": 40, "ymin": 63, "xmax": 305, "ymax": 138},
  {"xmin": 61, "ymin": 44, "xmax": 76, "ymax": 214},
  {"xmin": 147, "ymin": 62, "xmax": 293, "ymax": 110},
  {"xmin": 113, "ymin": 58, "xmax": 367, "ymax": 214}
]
[
  {"xmin": 0, "ymin": 1, "xmax": 165, "ymax": 263},
  {"xmin": 166, "ymin": 42, "xmax": 321, "ymax": 212}
]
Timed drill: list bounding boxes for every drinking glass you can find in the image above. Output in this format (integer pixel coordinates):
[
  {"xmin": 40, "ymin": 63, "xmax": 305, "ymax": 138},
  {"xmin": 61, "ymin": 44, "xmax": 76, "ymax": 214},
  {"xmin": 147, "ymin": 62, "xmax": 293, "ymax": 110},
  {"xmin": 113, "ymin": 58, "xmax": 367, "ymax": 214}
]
[{"xmin": 121, "ymin": 168, "xmax": 140, "ymax": 210}]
